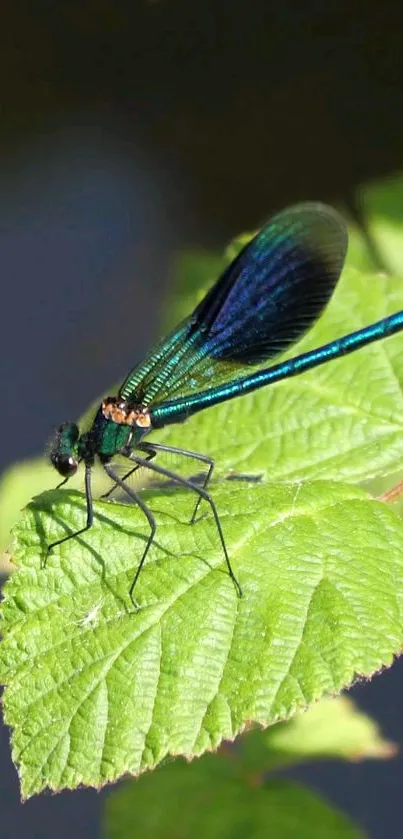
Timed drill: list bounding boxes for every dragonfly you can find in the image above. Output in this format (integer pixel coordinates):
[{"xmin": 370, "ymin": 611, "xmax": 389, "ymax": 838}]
[{"xmin": 48, "ymin": 202, "xmax": 403, "ymax": 606}]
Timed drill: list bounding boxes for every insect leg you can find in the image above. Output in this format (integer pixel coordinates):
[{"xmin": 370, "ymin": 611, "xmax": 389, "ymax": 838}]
[
  {"xmin": 125, "ymin": 451, "xmax": 242, "ymax": 598},
  {"xmin": 103, "ymin": 461, "xmax": 156, "ymax": 607},
  {"xmin": 139, "ymin": 442, "xmax": 215, "ymax": 525},
  {"xmin": 45, "ymin": 462, "xmax": 94, "ymax": 564},
  {"xmin": 100, "ymin": 450, "xmax": 156, "ymax": 499}
]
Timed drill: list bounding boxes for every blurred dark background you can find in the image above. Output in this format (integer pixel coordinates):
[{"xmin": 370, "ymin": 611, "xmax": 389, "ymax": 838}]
[{"xmin": 1, "ymin": 1, "xmax": 403, "ymax": 836}]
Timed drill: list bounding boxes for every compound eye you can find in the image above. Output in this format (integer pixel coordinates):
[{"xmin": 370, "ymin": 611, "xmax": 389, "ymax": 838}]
[{"xmin": 53, "ymin": 454, "xmax": 78, "ymax": 477}]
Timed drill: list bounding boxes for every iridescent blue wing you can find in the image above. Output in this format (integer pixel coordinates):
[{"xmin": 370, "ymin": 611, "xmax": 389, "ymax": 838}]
[{"xmin": 118, "ymin": 202, "xmax": 348, "ymax": 407}]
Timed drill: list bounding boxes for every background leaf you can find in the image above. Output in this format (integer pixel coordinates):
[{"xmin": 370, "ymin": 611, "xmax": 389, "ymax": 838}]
[
  {"xmin": 342, "ymin": 222, "xmax": 376, "ymax": 272},
  {"xmin": 104, "ymin": 759, "xmax": 364, "ymax": 839},
  {"xmin": 0, "ymin": 459, "xmax": 54, "ymax": 569},
  {"xmin": 0, "ymin": 458, "xmax": 113, "ymax": 559},
  {"xmin": 241, "ymin": 697, "xmax": 397, "ymax": 774},
  {"xmin": 358, "ymin": 172, "xmax": 403, "ymax": 275},
  {"xmin": 264, "ymin": 696, "xmax": 397, "ymax": 762}
]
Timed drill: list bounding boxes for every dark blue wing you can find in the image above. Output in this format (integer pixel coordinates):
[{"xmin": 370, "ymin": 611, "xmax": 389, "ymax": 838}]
[
  {"xmin": 193, "ymin": 202, "xmax": 347, "ymax": 363},
  {"xmin": 118, "ymin": 202, "xmax": 348, "ymax": 406}
]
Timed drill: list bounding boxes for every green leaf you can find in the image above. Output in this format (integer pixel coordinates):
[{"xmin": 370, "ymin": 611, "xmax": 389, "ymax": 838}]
[
  {"xmin": 224, "ymin": 230, "xmax": 257, "ymax": 262},
  {"xmin": 104, "ymin": 757, "xmax": 364, "ymax": 839},
  {"xmin": 241, "ymin": 697, "xmax": 396, "ymax": 774},
  {"xmin": 3, "ymin": 222, "xmax": 397, "ymax": 558},
  {"xmin": 165, "ymin": 249, "xmax": 226, "ymax": 327},
  {"xmin": 2, "ymin": 479, "xmax": 403, "ymax": 797},
  {"xmin": 0, "ymin": 458, "xmax": 112, "ymax": 558},
  {"xmin": 344, "ymin": 224, "xmax": 377, "ymax": 272},
  {"xmin": 3, "ymin": 202, "xmax": 403, "ymax": 802},
  {"xmin": 265, "ymin": 695, "xmax": 397, "ymax": 760},
  {"xmin": 0, "ymin": 459, "xmax": 54, "ymax": 559},
  {"xmin": 152, "ymin": 265, "xmax": 403, "ymax": 483},
  {"xmin": 358, "ymin": 172, "xmax": 403, "ymax": 275}
]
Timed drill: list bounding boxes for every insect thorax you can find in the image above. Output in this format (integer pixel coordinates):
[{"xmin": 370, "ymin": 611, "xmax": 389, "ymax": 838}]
[
  {"xmin": 89, "ymin": 397, "xmax": 151, "ymax": 460},
  {"xmin": 101, "ymin": 397, "xmax": 151, "ymax": 429}
]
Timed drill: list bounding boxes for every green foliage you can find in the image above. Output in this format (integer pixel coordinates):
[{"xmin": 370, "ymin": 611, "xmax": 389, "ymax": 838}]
[
  {"xmin": 155, "ymin": 265, "xmax": 403, "ymax": 483},
  {"xmin": 105, "ymin": 698, "xmax": 390, "ymax": 839},
  {"xmin": 105, "ymin": 762, "xmax": 364, "ymax": 839},
  {"xmin": 0, "ymin": 459, "xmax": 55, "ymax": 564},
  {"xmin": 358, "ymin": 171, "xmax": 403, "ymax": 275},
  {"xmin": 1, "ymin": 199, "xmax": 402, "ymax": 555},
  {"xmin": 243, "ymin": 696, "xmax": 396, "ymax": 772},
  {"xmin": 344, "ymin": 223, "xmax": 376, "ymax": 272},
  {"xmin": 1, "ymin": 479, "xmax": 402, "ymax": 800},
  {"xmin": 1, "ymin": 177, "xmax": 403, "ymax": 839}
]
